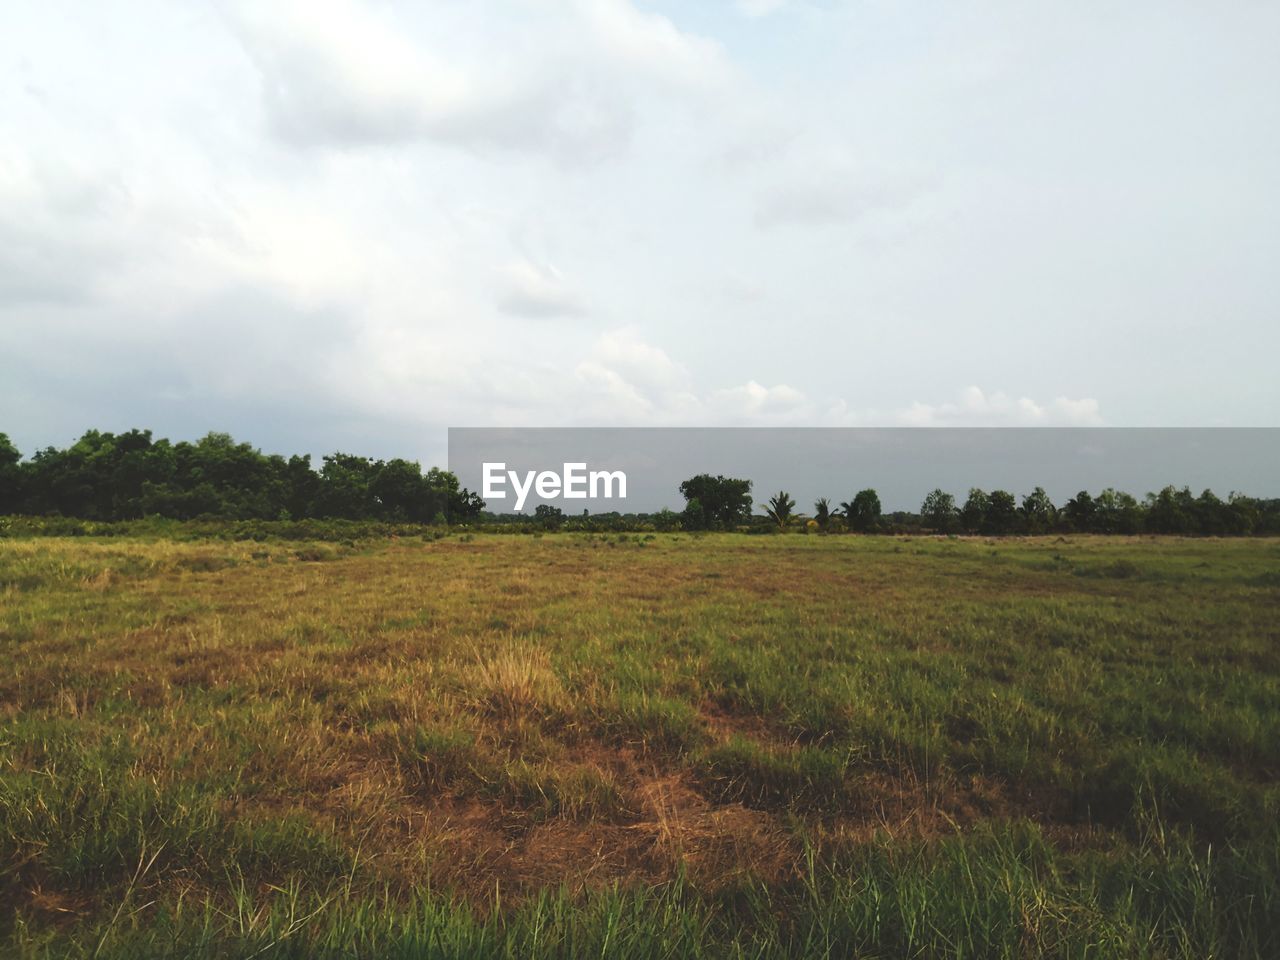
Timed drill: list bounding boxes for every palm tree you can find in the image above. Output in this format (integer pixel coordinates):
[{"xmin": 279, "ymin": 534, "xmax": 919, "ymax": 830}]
[
  {"xmin": 814, "ymin": 497, "xmax": 832, "ymax": 530},
  {"xmin": 765, "ymin": 491, "xmax": 796, "ymax": 529}
]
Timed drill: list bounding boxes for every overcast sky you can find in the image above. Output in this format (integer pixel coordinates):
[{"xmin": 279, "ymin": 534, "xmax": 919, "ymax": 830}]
[{"xmin": 3, "ymin": 0, "xmax": 1278, "ymax": 466}]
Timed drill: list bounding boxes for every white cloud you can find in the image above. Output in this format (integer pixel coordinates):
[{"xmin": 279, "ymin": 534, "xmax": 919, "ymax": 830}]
[
  {"xmin": 497, "ymin": 259, "xmax": 587, "ymax": 318},
  {"xmin": 754, "ymin": 156, "xmax": 924, "ymax": 228},
  {"xmin": 566, "ymin": 331, "xmax": 831, "ymax": 427},
  {"xmin": 572, "ymin": 0, "xmax": 733, "ymax": 93},
  {"xmin": 572, "ymin": 328, "xmax": 698, "ymax": 420},
  {"xmin": 896, "ymin": 387, "xmax": 1105, "ymax": 427},
  {"xmin": 736, "ymin": 0, "xmax": 790, "ymax": 19},
  {"xmin": 218, "ymin": 0, "xmax": 729, "ymax": 159},
  {"xmin": 584, "ymin": 329, "xmax": 687, "ymax": 387},
  {"xmin": 561, "ymin": 335, "xmax": 1103, "ymax": 430},
  {"xmin": 221, "ymin": 0, "xmax": 564, "ymax": 151},
  {"xmin": 221, "ymin": 0, "xmax": 467, "ymax": 142},
  {"xmin": 708, "ymin": 380, "xmax": 808, "ymax": 419}
]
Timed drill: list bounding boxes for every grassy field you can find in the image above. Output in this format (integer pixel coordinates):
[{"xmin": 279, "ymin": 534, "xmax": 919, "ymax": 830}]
[{"xmin": 1, "ymin": 532, "xmax": 1278, "ymax": 958}]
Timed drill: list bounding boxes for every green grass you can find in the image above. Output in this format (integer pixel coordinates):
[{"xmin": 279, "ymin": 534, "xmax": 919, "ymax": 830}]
[{"xmin": 1, "ymin": 532, "xmax": 1278, "ymax": 957}]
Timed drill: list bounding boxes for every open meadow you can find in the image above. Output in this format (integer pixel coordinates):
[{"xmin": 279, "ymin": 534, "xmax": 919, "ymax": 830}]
[{"xmin": 2, "ymin": 531, "xmax": 1278, "ymax": 958}]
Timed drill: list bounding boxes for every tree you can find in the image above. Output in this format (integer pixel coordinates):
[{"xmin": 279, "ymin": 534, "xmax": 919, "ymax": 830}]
[
  {"xmin": 1145, "ymin": 485, "xmax": 1195, "ymax": 535},
  {"xmin": 315, "ymin": 453, "xmax": 380, "ymax": 519},
  {"xmin": 533, "ymin": 503, "xmax": 564, "ymax": 528},
  {"xmin": 450, "ymin": 487, "xmax": 485, "ymax": 522},
  {"xmin": 986, "ymin": 490, "xmax": 1018, "ymax": 534},
  {"xmin": 765, "ymin": 491, "xmax": 796, "ymax": 529},
  {"xmin": 174, "ymin": 432, "xmax": 284, "ymax": 518},
  {"xmin": 920, "ymin": 489, "xmax": 957, "ymax": 532},
  {"xmin": 680, "ymin": 497, "xmax": 705, "ymax": 530},
  {"xmin": 960, "ymin": 488, "xmax": 990, "ymax": 533},
  {"xmin": 1063, "ymin": 491, "xmax": 1096, "ymax": 532},
  {"xmin": 840, "ymin": 488, "xmax": 881, "ymax": 533},
  {"xmin": 283, "ymin": 454, "xmax": 321, "ymax": 520},
  {"xmin": 1095, "ymin": 488, "xmax": 1141, "ymax": 534},
  {"xmin": 424, "ymin": 467, "xmax": 484, "ymax": 522},
  {"xmin": 370, "ymin": 459, "xmax": 432, "ymax": 521},
  {"xmin": 651, "ymin": 508, "xmax": 681, "ymax": 531},
  {"xmin": 0, "ymin": 433, "xmax": 24, "ymax": 514},
  {"xmin": 678, "ymin": 474, "xmax": 753, "ymax": 529},
  {"xmin": 1224, "ymin": 492, "xmax": 1260, "ymax": 536},
  {"xmin": 1193, "ymin": 489, "xmax": 1232, "ymax": 536},
  {"xmin": 813, "ymin": 497, "xmax": 832, "ymax": 530},
  {"xmin": 22, "ymin": 430, "xmax": 107, "ymax": 518},
  {"xmin": 1020, "ymin": 487, "xmax": 1056, "ymax": 533}
]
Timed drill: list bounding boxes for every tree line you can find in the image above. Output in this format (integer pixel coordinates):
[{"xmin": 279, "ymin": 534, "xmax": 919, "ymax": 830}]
[
  {"xmin": 671, "ymin": 474, "xmax": 1280, "ymax": 536},
  {"xmin": 516, "ymin": 474, "xmax": 1279, "ymax": 536},
  {"xmin": 2, "ymin": 430, "xmax": 1276, "ymax": 535},
  {"xmin": 0, "ymin": 430, "xmax": 482, "ymax": 522}
]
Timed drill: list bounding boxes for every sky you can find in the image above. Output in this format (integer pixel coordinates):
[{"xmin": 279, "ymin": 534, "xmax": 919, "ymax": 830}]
[{"xmin": 2, "ymin": 0, "xmax": 1278, "ymax": 467}]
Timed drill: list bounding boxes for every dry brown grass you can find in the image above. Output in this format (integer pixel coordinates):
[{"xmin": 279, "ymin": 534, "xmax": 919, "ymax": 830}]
[
  {"xmin": 471, "ymin": 642, "xmax": 568, "ymax": 718},
  {"xmin": 2, "ymin": 531, "xmax": 1278, "ymax": 933}
]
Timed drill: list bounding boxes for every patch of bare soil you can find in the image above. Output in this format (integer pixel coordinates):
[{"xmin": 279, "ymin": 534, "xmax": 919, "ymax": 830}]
[{"xmin": 312, "ymin": 733, "xmax": 1035, "ymax": 908}]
